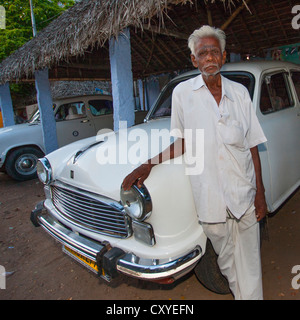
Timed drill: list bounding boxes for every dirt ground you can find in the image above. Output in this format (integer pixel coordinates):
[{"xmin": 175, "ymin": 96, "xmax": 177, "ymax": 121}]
[{"xmin": 0, "ymin": 171, "xmax": 299, "ymax": 301}]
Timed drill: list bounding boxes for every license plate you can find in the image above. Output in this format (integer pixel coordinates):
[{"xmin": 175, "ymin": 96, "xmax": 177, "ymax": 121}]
[
  {"xmin": 63, "ymin": 245, "xmax": 99, "ymax": 273},
  {"xmin": 63, "ymin": 245, "xmax": 111, "ymax": 281}
]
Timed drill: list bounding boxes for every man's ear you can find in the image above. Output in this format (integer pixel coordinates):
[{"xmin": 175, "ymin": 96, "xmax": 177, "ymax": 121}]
[
  {"xmin": 222, "ymin": 50, "xmax": 227, "ymax": 64},
  {"xmin": 191, "ymin": 54, "xmax": 198, "ymax": 68}
]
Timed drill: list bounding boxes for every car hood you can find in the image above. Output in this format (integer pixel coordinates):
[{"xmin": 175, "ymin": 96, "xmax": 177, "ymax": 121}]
[
  {"xmin": 48, "ymin": 118, "xmax": 173, "ymax": 200},
  {"xmin": 0, "ymin": 121, "xmax": 39, "ymax": 135},
  {"xmin": 0, "ymin": 122, "xmax": 44, "ymax": 153}
]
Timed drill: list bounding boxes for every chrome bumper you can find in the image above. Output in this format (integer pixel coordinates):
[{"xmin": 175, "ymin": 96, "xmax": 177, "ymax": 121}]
[{"xmin": 31, "ymin": 201, "xmax": 202, "ymax": 283}]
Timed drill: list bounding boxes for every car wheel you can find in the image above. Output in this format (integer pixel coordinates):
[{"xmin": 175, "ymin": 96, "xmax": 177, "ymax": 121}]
[
  {"xmin": 5, "ymin": 147, "xmax": 44, "ymax": 181},
  {"xmin": 194, "ymin": 239, "xmax": 231, "ymax": 295}
]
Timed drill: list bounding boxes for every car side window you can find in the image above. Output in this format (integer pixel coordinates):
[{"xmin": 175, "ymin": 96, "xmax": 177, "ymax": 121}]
[
  {"xmin": 260, "ymin": 72, "xmax": 294, "ymax": 114},
  {"xmin": 291, "ymin": 71, "xmax": 300, "ymax": 102},
  {"xmin": 55, "ymin": 102, "xmax": 86, "ymax": 121},
  {"xmin": 89, "ymin": 99, "xmax": 113, "ymax": 116}
]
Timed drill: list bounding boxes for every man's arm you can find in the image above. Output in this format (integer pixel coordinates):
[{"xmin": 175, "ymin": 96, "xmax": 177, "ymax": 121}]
[
  {"xmin": 122, "ymin": 138, "xmax": 185, "ymax": 190},
  {"xmin": 250, "ymin": 146, "xmax": 268, "ymax": 221}
]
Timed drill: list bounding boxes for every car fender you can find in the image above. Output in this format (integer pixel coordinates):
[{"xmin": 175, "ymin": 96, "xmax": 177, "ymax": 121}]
[{"xmin": 144, "ymin": 157, "xmax": 207, "ymax": 255}]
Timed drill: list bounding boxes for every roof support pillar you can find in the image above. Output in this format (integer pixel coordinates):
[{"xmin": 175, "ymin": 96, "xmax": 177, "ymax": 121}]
[
  {"xmin": 0, "ymin": 83, "xmax": 15, "ymax": 127},
  {"xmin": 34, "ymin": 68, "xmax": 58, "ymax": 154},
  {"xmin": 109, "ymin": 28, "xmax": 135, "ymax": 131},
  {"xmin": 137, "ymin": 79, "xmax": 147, "ymax": 111}
]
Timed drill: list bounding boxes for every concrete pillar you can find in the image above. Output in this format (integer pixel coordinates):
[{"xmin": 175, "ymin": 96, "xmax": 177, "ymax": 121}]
[
  {"xmin": 0, "ymin": 83, "xmax": 15, "ymax": 127},
  {"xmin": 138, "ymin": 75, "xmax": 163, "ymax": 111},
  {"xmin": 34, "ymin": 68, "xmax": 58, "ymax": 154},
  {"xmin": 109, "ymin": 28, "xmax": 135, "ymax": 131},
  {"xmin": 145, "ymin": 76, "xmax": 160, "ymax": 109},
  {"xmin": 138, "ymin": 79, "xmax": 147, "ymax": 111}
]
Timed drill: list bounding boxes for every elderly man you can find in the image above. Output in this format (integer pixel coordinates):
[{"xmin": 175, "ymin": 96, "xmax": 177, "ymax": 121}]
[{"xmin": 122, "ymin": 25, "xmax": 267, "ymax": 300}]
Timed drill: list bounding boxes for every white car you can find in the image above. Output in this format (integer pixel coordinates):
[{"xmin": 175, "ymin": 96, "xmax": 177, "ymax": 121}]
[
  {"xmin": 31, "ymin": 61, "xmax": 300, "ymax": 294},
  {"xmin": 0, "ymin": 94, "xmax": 147, "ymax": 181}
]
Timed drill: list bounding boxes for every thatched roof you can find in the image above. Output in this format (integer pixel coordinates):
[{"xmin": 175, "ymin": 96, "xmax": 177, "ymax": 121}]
[{"xmin": 0, "ymin": 0, "xmax": 299, "ymax": 84}]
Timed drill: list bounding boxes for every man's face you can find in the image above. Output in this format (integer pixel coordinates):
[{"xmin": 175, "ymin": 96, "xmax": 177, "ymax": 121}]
[{"xmin": 191, "ymin": 36, "xmax": 226, "ymax": 77}]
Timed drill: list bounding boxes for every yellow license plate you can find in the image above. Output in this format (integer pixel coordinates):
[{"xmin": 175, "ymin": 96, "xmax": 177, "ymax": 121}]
[{"xmin": 63, "ymin": 245, "xmax": 98, "ymax": 273}]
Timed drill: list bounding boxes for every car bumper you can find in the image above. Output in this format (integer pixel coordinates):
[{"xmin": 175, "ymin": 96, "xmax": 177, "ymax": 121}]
[{"xmin": 31, "ymin": 201, "xmax": 202, "ymax": 283}]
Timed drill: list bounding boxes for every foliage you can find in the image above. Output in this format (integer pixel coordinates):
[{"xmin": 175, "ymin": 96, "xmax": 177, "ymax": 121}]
[
  {"xmin": 0, "ymin": 0, "xmax": 75, "ymax": 63},
  {"xmin": 0, "ymin": 0, "xmax": 75, "ymax": 108}
]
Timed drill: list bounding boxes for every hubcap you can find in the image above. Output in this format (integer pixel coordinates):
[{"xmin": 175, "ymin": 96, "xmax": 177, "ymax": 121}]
[{"xmin": 15, "ymin": 154, "xmax": 38, "ymax": 175}]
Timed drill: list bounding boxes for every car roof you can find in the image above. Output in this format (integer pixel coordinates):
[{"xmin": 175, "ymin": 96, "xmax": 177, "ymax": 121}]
[
  {"xmin": 172, "ymin": 60, "xmax": 300, "ymax": 82},
  {"xmin": 54, "ymin": 94, "xmax": 112, "ymax": 103},
  {"xmin": 222, "ymin": 60, "xmax": 300, "ymax": 73}
]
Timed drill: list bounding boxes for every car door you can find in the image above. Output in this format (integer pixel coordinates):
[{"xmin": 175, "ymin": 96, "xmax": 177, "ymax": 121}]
[
  {"xmin": 257, "ymin": 69, "xmax": 300, "ymax": 211},
  {"xmin": 88, "ymin": 98, "xmax": 114, "ymax": 133},
  {"xmin": 55, "ymin": 100, "xmax": 96, "ymax": 147}
]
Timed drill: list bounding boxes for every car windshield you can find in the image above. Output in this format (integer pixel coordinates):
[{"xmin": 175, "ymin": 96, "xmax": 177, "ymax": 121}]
[
  {"xmin": 28, "ymin": 109, "xmax": 40, "ymax": 123},
  {"xmin": 149, "ymin": 71, "xmax": 255, "ymax": 120},
  {"xmin": 28, "ymin": 104, "xmax": 56, "ymax": 123}
]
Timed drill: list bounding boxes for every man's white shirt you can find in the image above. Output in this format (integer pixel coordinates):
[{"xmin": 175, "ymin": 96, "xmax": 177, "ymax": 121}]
[{"xmin": 170, "ymin": 74, "xmax": 267, "ymax": 223}]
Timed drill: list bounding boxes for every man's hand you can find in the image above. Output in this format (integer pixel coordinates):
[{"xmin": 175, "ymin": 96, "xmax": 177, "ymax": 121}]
[
  {"xmin": 122, "ymin": 139, "xmax": 185, "ymax": 191},
  {"xmin": 250, "ymin": 146, "xmax": 268, "ymax": 221},
  {"xmin": 254, "ymin": 189, "xmax": 268, "ymax": 221},
  {"xmin": 122, "ymin": 163, "xmax": 154, "ymax": 190}
]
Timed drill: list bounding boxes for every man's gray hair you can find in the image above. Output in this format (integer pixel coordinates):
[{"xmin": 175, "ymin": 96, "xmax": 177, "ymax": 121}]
[{"xmin": 188, "ymin": 25, "xmax": 226, "ymax": 55}]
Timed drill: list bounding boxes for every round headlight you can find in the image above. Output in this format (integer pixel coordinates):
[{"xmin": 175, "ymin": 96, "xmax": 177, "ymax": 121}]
[
  {"xmin": 120, "ymin": 185, "xmax": 152, "ymax": 221},
  {"xmin": 36, "ymin": 158, "xmax": 52, "ymax": 184}
]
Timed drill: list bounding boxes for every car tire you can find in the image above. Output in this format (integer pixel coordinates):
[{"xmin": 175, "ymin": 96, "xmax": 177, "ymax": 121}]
[
  {"xmin": 5, "ymin": 147, "xmax": 44, "ymax": 181},
  {"xmin": 194, "ymin": 239, "xmax": 231, "ymax": 295}
]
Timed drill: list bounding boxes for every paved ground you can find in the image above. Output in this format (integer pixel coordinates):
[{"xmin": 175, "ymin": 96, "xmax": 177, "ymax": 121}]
[{"xmin": 0, "ymin": 172, "xmax": 299, "ymax": 301}]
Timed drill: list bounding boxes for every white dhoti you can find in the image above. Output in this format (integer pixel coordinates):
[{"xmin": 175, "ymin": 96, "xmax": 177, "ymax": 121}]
[{"xmin": 201, "ymin": 204, "xmax": 263, "ymax": 300}]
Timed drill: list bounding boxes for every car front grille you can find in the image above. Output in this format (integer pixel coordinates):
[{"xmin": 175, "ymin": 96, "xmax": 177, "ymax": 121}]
[{"xmin": 51, "ymin": 184, "xmax": 131, "ymax": 238}]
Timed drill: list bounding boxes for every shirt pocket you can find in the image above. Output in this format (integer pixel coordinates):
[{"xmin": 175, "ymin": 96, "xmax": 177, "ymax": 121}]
[{"xmin": 217, "ymin": 119, "xmax": 245, "ymax": 148}]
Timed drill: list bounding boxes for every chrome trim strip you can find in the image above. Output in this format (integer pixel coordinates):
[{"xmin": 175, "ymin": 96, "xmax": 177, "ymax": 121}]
[
  {"xmin": 36, "ymin": 211, "xmax": 202, "ymax": 281},
  {"xmin": 73, "ymin": 140, "xmax": 104, "ymax": 164},
  {"xmin": 117, "ymin": 247, "xmax": 201, "ymax": 280},
  {"xmin": 38, "ymin": 213, "xmax": 102, "ymax": 261}
]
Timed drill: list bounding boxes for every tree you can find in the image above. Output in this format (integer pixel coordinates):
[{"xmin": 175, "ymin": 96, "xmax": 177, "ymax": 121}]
[
  {"xmin": 0, "ymin": 0, "xmax": 76, "ymax": 108},
  {"xmin": 0, "ymin": 0, "xmax": 75, "ymax": 62}
]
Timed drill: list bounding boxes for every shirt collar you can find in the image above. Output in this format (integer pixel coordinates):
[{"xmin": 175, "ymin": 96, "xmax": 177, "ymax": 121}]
[{"xmin": 192, "ymin": 74, "xmax": 234, "ymax": 102}]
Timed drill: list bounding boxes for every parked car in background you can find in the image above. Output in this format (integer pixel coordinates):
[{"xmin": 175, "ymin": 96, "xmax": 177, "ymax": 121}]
[
  {"xmin": 0, "ymin": 94, "xmax": 147, "ymax": 181},
  {"xmin": 0, "ymin": 110, "xmax": 3, "ymax": 128},
  {"xmin": 31, "ymin": 61, "xmax": 300, "ymax": 294}
]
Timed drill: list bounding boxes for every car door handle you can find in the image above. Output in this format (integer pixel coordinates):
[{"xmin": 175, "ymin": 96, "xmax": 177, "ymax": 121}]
[{"xmin": 81, "ymin": 119, "xmax": 90, "ymax": 123}]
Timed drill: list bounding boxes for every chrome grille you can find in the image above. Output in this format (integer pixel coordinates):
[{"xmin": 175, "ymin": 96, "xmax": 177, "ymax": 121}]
[{"xmin": 51, "ymin": 184, "xmax": 130, "ymax": 238}]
